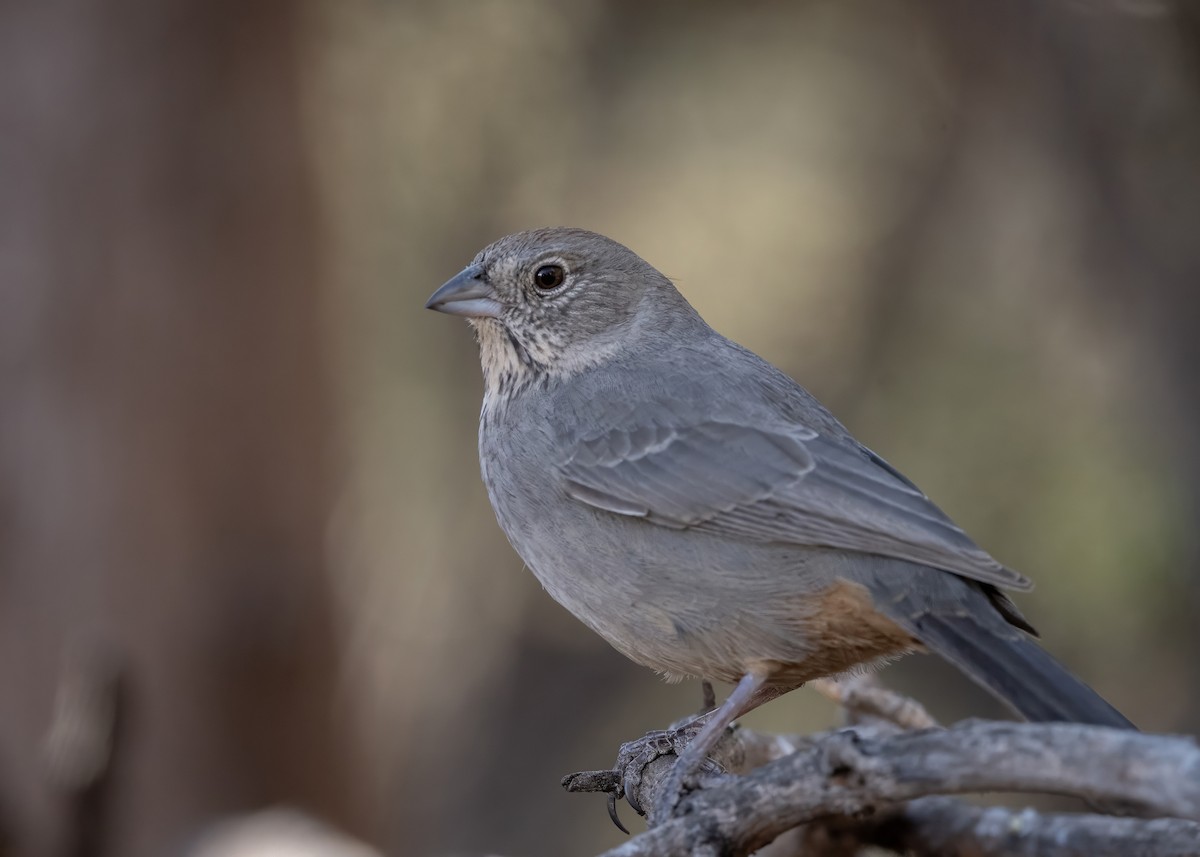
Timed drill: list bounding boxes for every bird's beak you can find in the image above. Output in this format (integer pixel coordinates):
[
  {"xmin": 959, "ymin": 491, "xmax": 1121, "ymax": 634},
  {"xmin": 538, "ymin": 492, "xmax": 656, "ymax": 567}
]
[{"xmin": 425, "ymin": 264, "xmax": 503, "ymax": 319}]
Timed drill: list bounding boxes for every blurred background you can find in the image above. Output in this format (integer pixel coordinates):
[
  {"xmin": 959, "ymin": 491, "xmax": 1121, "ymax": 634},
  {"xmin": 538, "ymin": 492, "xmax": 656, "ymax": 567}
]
[{"xmin": 2, "ymin": 0, "xmax": 1199, "ymax": 855}]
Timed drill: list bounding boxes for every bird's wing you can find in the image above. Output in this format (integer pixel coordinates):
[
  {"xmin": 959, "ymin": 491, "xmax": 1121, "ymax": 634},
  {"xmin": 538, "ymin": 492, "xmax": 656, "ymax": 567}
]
[{"xmin": 561, "ymin": 420, "xmax": 1031, "ymax": 591}]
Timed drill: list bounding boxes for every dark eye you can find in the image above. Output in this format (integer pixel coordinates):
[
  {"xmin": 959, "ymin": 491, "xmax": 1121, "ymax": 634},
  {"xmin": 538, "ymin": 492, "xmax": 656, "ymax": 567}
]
[{"xmin": 533, "ymin": 264, "xmax": 566, "ymax": 290}]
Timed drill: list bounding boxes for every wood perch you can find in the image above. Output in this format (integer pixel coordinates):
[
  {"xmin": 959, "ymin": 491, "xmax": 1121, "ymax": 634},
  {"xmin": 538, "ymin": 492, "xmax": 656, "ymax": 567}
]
[
  {"xmin": 564, "ymin": 680, "xmax": 1200, "ymax": 857},
  {"xmin": 830, "ymin": 796, "xmax": 1200, "ymax": 857},
  {"xmin": 810, "ymin": 674, "xmax": 939, "ymax": 731}
]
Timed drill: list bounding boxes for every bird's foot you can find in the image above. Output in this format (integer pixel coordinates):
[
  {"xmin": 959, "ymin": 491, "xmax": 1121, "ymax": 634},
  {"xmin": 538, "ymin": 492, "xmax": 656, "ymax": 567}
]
[{"xmin": 613, "ymin": 718, "xmax": 729, "ymax": 822}]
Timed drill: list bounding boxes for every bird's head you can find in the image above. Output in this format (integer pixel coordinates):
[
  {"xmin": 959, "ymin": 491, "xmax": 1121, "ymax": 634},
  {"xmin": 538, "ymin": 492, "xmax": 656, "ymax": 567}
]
[{"xmin": 426, "ymin": 228, "xmax": 697, "ymax": 395}]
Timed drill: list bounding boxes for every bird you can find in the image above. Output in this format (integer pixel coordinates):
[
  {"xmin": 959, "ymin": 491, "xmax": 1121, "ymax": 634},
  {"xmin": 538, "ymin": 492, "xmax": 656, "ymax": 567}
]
[{"xmin": 424, "ymin": 226, "xmax": 1134, "ymax": 821}]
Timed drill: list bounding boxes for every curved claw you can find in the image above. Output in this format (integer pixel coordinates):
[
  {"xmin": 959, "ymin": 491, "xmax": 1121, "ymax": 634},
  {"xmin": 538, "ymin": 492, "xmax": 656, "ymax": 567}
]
[
  {"xmin": 611, "ymin": 719, "xmax": 732, "ymax": 822},
  {"xmin": 615, "ymin": 729, "xmax": 675, "ymax": 817},
  {"xmin": 622, "ymin": 758, "xmax": 645, "ymax": 816},
  {"xmin": 607, "ymin": 792, "xmax": 630, "ymax": 834},
  {"xmin": 623, "ymin": 770, "xmax": 644, "ymax": 816}
]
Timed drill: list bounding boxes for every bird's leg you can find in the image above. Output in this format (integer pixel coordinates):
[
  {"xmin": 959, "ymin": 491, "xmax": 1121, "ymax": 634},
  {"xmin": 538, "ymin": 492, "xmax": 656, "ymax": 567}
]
[
  {"xmin": 613, "ymin": 685, "xmax": 727, "ymax": 804},
  {"xmin": 651, "ymin": 671, "xmax": 775, "ymax": 821},
  {"xmin": 613, "ymin": 722, "xmax": 721, "ymax": 817},
  {"xmin": 614, "ymin": 670, "xmax": 782, "ymax": 823}
]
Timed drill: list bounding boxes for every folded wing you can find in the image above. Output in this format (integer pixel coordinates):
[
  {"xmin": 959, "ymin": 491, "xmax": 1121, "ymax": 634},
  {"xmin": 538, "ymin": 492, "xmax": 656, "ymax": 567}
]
[{"xmin": 562, "ymin": 419, "xmax": 1030, "ymax": 591}]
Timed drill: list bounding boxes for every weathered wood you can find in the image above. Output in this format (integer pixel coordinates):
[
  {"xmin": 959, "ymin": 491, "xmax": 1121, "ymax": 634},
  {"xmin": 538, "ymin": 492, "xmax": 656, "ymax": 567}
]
[{"xmin": 565, "ymin": 718, "xmax": 1200, "ymax": 857}]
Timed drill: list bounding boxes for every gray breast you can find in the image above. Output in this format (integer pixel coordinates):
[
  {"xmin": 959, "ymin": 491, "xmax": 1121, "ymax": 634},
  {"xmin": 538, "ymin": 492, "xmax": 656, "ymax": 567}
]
[{"xmin": 477, "ymin": 390, "xmax": 841, "ymax": 681}]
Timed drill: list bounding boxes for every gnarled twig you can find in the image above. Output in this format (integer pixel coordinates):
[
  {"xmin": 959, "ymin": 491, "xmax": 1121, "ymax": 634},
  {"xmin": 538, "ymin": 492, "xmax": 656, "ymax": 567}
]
[{"xmin": 567, "ymin": 719, "xmax": 1200, "ymax": 857}]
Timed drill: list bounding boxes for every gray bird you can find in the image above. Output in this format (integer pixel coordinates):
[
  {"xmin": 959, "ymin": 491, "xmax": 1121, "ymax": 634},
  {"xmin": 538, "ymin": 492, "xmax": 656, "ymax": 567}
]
[{"xmin": 425, "ymin": 227, "xmax": 1134, "ymax": 819}]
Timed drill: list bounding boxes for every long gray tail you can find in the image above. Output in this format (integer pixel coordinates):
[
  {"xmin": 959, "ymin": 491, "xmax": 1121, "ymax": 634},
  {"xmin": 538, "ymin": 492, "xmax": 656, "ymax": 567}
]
[
  {"xmin": 862, "ymin": 561, "xmax": 1135, "ymax": 730},
  {"xmin": 912, "ymin": 610, "xmax": 1134, "ymax": 729}
]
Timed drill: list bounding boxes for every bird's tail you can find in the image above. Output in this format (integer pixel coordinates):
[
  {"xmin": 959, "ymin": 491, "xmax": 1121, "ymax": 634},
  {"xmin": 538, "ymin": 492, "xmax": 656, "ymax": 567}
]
[{"xmin": 913, "ymin": 611, "xmax": 1135, "ymax": 729}]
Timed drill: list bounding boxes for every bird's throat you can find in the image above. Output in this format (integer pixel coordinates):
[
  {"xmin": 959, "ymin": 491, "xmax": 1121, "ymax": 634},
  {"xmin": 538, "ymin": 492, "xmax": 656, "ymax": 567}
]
[{"xmin": 471, "ymin": 318, "xmax": 543, "ymax": 405}]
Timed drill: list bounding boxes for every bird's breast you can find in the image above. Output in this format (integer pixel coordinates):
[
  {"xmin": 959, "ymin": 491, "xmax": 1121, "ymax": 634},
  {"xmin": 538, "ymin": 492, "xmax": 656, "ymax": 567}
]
[{"xmin": 475, "ymin": 392, "xmax": 915, "ymax": 685}]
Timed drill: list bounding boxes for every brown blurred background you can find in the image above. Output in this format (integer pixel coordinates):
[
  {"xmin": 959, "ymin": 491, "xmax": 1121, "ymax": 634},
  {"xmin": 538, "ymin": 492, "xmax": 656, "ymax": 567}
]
[{"xmin": 2, "ymin": 1, "xmax": 1199, "ymax": 855}]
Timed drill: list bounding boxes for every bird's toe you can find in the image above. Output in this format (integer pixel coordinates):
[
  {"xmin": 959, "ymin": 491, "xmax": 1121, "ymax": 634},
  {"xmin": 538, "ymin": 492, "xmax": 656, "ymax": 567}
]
[{"xmin": 612, "ymin": 720, "xmax": 728, "ymax": 821}]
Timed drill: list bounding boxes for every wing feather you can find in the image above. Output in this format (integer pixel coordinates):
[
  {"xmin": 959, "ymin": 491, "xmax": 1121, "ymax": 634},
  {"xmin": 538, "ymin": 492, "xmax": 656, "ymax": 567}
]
[{"xmin": 561, "ymin": 420, "xmax": 1030, "ymax": 591}]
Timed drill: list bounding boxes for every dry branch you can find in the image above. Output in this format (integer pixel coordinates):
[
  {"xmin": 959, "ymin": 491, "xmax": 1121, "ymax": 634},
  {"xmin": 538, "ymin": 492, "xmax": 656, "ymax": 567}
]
[
  {"xmin": 843, "ymin": 796, "xmax": 1200, "ymax": 857},
  {"xmin": 565, "ymin": 717, "xmax": 1200, "ymax": 857},
  {"xmin": 810, "ymin": 674, "xmax": 939, "ymax": 730}
]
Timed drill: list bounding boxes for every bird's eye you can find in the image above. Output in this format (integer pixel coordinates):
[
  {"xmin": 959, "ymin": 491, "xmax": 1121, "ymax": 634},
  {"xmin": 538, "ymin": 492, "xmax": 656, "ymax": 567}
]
[{"xmin": 533, "ymin": 264, "xmax": 566, "ymax": 290}]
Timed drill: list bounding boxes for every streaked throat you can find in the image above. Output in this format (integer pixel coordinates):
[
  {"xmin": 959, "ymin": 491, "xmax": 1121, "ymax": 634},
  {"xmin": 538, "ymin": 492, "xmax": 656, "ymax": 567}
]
[{"xmin": 470, "ymin": 318, "xmax": 546, "ymax": 406}]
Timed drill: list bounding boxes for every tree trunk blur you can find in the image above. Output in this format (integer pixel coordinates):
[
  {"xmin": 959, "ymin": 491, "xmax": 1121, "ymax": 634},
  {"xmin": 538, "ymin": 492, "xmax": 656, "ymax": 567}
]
[{"xmin": 0, "ymin": 2, "xmax": 370, "ymax": 856}]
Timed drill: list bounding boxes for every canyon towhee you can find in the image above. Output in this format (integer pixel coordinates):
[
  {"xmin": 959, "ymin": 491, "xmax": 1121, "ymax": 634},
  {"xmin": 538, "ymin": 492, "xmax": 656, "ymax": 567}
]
[{"xmin": 426, "ymin": 227, "xmax": 1133, "ymax": 820}]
